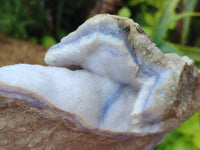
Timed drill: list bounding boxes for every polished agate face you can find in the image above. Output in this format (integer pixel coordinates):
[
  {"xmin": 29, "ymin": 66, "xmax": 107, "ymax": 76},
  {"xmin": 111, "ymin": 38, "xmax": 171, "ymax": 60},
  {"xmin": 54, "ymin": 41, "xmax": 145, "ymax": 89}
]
[{"xmin": 0, "ymin": 14, "xmax": 199, "ymax": 137}]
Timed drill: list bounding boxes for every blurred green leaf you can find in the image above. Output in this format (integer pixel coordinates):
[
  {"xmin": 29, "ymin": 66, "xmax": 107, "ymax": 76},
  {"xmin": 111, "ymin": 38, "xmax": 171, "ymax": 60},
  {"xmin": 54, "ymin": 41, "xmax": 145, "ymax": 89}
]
[
  {"xmin": 118, "ymin": 6, "xmax": 132, "ymax": 18},
  {"xmin": 193, "ymin": 130, "xmax": 200, "ymax": 148},
  {"xmin": 57, "ymin": 29, "xmax": 67, "ymax": 40},
  {"xmin": 172, "ymin": 139, "xmax": 197, "ymax": 150},
  {"xmin": 195, "ymin": 38, "xmax": 200, "ymax": 48},
  {"xmin": 144, "ymin": 13, "xmax": 156, "ymax": 26},
  {"xmin": 156, "ymin": 0, "xmax": 179, "ymax": 24},
  {"xmin": 159, "ymin": 42, "xmax": 182, "ymax": 54},
  {"xmin": 41, "ymin": 36, "xmax": 56, "ymax": 47},
  {"xmin": 56, "ymin": 0, "xmax": 65, "ymax": 35},
  {"xmin": 153, "ymin": 12, "xmax": 200, "ymax": 44},
  {"xmin": 141, "ymin": 26, "xmax": 153, "ymax": 36},
  {"xmin": 178, "ymin": 112, "xmax": 200, "ymax": 135},
  {"xmin": 196, "ymin": 62, "xmax": 200, "ymax": 69},
  {"xmin": 153, "ymin": 130, "xmax": 182, "ymax": 150},
  {"xmin": 160, "ymin": 42, "xmax": 200, "ymax": 62},
  {"xmin": 148, "ymin": 0, "xmax": 179, "ymax": 41},
  {"xmin": 128, "ymin": 0, "xmax": 166, "ymax": 9},
  {"xmin": 128, "ymin": 0, "xmax": 146, "ymax": 6},
  {"xmin": 154, "ymin": 111, "xmax": 200, "ymax": 149},
  {"xmin": 181, "ymin": 0, "xmax": 198, "ymax": 45},
  {"xmin": 174, "ymin": 44, "xmax": 200, "ymax": 62},
  {"xmin": 29, "ymin": 37, "xmax": 38, "ymax": 44}
]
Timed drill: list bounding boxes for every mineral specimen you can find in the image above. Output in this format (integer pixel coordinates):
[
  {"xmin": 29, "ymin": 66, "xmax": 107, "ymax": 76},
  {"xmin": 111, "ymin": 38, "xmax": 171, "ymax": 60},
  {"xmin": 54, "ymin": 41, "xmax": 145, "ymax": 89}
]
[{"xmin": 0, "ymin": 14, "xmax": 199, "ymax": 150}]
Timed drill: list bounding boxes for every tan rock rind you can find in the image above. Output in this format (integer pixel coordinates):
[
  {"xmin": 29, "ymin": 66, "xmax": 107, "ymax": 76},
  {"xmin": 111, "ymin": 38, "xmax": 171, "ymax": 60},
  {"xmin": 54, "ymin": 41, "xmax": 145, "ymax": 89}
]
[
  {"xmin": 176, "ymin": 64, "xmax": 200, "ymax": 121},
  {"xmin": 160, "ymin": 64, "xmax": 200, "ymax": 132},
  {"xmin": 0, "ymin": 96, "xmax": 163, "ymax": 150}
]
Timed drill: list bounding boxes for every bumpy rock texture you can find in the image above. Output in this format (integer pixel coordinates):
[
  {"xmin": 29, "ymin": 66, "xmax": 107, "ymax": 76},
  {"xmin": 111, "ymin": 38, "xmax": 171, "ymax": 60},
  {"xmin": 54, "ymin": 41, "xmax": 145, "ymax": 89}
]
[{"xmin": 0, "ymin": 14, "xmax": 200, "ymax": 150}]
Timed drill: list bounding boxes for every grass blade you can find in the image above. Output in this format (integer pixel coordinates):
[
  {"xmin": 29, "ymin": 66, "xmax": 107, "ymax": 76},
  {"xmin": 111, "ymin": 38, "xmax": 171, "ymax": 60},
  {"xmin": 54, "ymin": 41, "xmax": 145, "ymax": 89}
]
[
  {"xmin": 159, "ymin": 42, "xmax": 182, "ymax": 55},
  {"xmin": 159, "ymin": 42, "xmax": 200, "ymax": 62},
  {"xmin": 174, "ymin": 44, "xmax": 200, "ymax": 62},
  {"xmin": 181, "ymin": 0, "xmax": 198, "ymax": 44},
  {"xmin": 153, "ymin": 12, "xmax": 200, "ymax": 44}
]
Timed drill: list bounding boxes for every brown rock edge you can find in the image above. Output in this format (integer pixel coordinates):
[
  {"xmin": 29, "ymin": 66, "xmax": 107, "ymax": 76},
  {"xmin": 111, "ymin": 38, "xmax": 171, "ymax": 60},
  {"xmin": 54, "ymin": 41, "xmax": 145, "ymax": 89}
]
[{"xmin": 0, "ymin": 96, "xmax": 163, "ymax": 150}]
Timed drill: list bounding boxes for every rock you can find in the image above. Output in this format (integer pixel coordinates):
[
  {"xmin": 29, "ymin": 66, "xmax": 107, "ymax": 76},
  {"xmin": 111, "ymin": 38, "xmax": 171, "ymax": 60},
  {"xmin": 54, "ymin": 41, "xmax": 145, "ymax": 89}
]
[{"xmin": 0, "ymin": 14, "xmax": 199, "ymax": 150}]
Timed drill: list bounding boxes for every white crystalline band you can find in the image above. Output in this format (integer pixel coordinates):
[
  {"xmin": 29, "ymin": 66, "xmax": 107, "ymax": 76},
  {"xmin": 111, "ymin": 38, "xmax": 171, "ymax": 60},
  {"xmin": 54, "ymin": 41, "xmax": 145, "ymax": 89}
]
[
  {"xmin": 0, "ymin": 64, "xmax": 136, "ymax": 133},
  {"xmin": 45, "ymin": 32, "xmax": 139, "ymax": 85}
]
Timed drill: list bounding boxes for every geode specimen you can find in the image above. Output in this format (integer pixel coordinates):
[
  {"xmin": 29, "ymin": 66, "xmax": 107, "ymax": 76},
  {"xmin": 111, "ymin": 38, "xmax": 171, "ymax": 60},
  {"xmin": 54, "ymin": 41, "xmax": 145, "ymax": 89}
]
[{"xmin": 0, "ymin": 14, "xmax": 199, "ymax": 150}]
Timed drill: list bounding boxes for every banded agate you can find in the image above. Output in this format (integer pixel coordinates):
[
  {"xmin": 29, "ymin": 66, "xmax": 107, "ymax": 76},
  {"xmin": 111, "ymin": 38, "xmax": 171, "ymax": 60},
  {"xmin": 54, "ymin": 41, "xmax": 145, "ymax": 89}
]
[{"xmin": 0, "ymin": 14, "xmax": 199, "ymax": 149}]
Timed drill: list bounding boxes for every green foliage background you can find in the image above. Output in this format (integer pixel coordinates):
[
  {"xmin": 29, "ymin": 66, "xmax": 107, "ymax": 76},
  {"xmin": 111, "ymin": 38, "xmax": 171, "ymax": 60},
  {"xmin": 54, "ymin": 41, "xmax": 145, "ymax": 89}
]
[
  {"xmin": 0, "ymin": 0, "xmax": 200, "ymax": 149},
  {"xmin": 0, "ymin": 0, "xmax": 91, "ymax": 47}
]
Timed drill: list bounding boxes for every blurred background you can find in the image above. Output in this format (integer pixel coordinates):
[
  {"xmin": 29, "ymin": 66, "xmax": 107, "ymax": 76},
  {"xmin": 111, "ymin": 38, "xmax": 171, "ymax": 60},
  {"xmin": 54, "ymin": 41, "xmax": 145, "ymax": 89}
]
[{"xmin": 0, "ymin": 0, "xmax": 200, "ymax": 149}]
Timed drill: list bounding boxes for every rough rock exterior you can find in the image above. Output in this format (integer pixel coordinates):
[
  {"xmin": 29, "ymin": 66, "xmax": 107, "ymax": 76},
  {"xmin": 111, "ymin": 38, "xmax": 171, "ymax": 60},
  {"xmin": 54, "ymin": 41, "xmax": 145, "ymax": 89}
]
[{"xmin": 0, "ymin": 96, "xmax": 164, "ymax": 150}]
